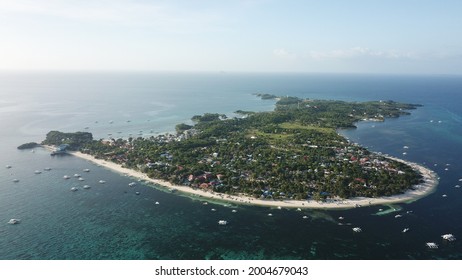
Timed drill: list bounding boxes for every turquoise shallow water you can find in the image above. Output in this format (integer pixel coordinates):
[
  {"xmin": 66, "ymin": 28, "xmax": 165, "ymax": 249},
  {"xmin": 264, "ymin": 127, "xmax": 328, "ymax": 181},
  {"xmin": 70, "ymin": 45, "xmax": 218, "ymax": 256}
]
[{"xmin": 1, "ymin": 72, "xmax": 461, "ymax": 259}]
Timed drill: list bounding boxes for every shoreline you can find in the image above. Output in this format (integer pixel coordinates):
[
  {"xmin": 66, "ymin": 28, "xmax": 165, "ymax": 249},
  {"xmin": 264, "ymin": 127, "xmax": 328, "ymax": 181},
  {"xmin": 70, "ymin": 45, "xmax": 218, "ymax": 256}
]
[{"xmin": 63, "ymin": 148, "xmax": 438, "ymax": 210}]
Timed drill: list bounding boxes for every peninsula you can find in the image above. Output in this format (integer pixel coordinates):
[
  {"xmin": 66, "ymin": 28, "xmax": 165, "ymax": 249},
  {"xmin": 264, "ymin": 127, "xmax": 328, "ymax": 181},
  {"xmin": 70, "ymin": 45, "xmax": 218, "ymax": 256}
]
[{"xmin": 41, "ymin": 96, "xmax": 438, "ymax": 209}]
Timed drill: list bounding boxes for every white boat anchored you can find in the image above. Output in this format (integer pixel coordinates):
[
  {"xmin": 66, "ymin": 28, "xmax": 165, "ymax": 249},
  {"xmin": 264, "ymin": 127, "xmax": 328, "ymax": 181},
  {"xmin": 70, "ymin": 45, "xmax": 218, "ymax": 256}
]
[
  {"xmin": 70, "ymin": 187, "xmax": 78, "ymax": 191},
  {"xmin": 78, "ymin": 177, "xmax": 85, "ymax": 181},
  {"xmin": 218, "ymin": 220, "xmax": 228, "ymax": 225},
  {"xmin": 128, "ymin": 182, "xmax": 137, "ymax": 187},
  {"xmin": 83, "ymin": 185, "xmax": 91, "ymax": 189},
  {"xmin": 34, "ymin": 170, "xmax": 42, "ymax": 174},
  {"xmin": 426, "ymin": 242, "xmax": 438, "ymax": 249},
  {"xmin": 74, "ymin": 174, "xmax": 81, "ymax": 178},
  {"xmin": 13, "ymin": 179, "xmax": 19, "ymax": 183},
  {"xmin": 402, "ymin": 228, "xmax": 410, "ymax": 233},
  {"xmin": 83, "ymin": 169, "xmax": 90, "ymax": 172},
  {"xmin": 352, "ymin": 227, "xmax": 362, "ymax": 232},
  {"xmin": 441, "ymin": 234, "xmax": 456, "ymax": 242},
  {"xmin": 6, "ymin": 165, "xmax": 12, "ymax": 169},
  {"xmin": 395, "ymin": 214, "xmax": 402, "ymax": 218},
  {"xmin": 99, "ymin": 180, "xmax": 106, "ymax": 184},
  {"xmin": 44, "ymin": 167, "xmax": 52, "ymax": 171},
  {"xmin": 63, "ymin": 175, "xmax": 70, "ymax": 179},
  {"xmin": 8, "ymin": 218, "xmax": 21, "ymax": 224}
]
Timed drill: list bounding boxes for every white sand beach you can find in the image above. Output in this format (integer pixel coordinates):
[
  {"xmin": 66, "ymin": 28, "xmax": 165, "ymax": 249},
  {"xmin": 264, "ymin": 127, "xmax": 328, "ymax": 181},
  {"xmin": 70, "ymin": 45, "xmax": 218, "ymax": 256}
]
[{"xmin": 65, "ymin": 149, "xmax": 438, "ymax": 210}]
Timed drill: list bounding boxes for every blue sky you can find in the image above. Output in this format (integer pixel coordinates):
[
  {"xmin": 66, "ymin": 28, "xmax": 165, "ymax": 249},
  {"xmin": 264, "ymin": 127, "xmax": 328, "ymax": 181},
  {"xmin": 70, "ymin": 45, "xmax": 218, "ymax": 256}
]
[{"xmin": 1, "ymin": 0, "xmax": 461, "ymax": 74}]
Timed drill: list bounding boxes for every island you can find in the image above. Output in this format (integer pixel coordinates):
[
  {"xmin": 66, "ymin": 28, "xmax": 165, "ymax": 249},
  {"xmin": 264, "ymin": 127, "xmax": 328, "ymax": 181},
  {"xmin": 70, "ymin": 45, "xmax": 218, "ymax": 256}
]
[
  {"xmin": 41, "ymin": 96, "xmax": 438, "ymax": 209},
  {"xmin": 17, "ymin": 142, "xmax": 40, "ymax": 150}
]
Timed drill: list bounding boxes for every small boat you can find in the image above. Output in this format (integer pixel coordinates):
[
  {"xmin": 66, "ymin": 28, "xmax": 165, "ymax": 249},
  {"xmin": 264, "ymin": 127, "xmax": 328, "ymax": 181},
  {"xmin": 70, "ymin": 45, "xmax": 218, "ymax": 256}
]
[
  {"xmin": 44, "ymin": 167, "xmax": 52, "ymax": 171},
  {"xmin": 83, "ymin": 185, "xmax": 91, "ymax": 189},
  {"xmin": 441, "ymin": 234, "xmax": 456, "ymax": 242},
  {"xmin": 302, "ymin": 216, "xmax": 308, "ymax": 219},
  {"xmin": 6, "ymin": 165, "xmax": 12, "ymax": 169},
  {"xmin": 155, "ymin": 202, "xmax": 160, "ymax": 205},
  {"xmin": 231, "ymin": 209, "xmax": 237, "ymax": 213},
  {"xmin": 352, "ymin": 227, "xmax": 362, "ymax": 232},
  {"xmin": 338, "ymin": 216, "xmax": 344, "ymax": 220},
  {"xmin": 74, "ymin": 174, "xmax": 81, "ymax": 178},
  {"xmin": 444, "ymin": 168, "xmax": 449, "ymax": 171},
  {"xmin": 70, "ymin": 187, "xmax": 78, "ymax": 191},
  {"xmin": 218, "ymin": 220, "xmax": 228, "ymax": 225},
  {"xmin": 8, "ymin": 218, "xmax": 21, "ymax": 224},
  {"xmin": 13, "ymin": 179, "xmax": 19, "ymax": 183},
  {"xmin": 402, "ymin": 228, "xmax": 410, "ymax": 233},
  {"xmin": 459, "ymin": 178, "xmax": 462, "ymax": 182},
  {"xmin": 99, "ymin": 180, "xmax": 106, "ymax": 184},
  {"xmin": 267, "ymin": 213, "xmax": 273, "ymax": 217},
  {"xmin": 426, "ymin": 242, "xmax": 438, "ymax": 249},
  {"xmin": 78, "ymin": 177, "xmax": 84, "ymax": 181},
  {"xmin": 402, "ymin": 152, "xmax": 407, "ymax": 155},
  {"xmin": 455, "ymin": 185, "xmax": 461, "ymax": 188},
  {"xmin": 442, "ymin": 194, "xmax": 448, "ymax": 198},
  {"xmin": 83, "ymin": 169, "xmax": 90, "ymax": 172},
  {"xmin": 211, "ymin": 208, "xmax": 216, "ymax": 212},
  {"xmin": 128, "ymin": 182, "xmax": 137, "ymax": 187},
  {"xmin": 395, "ymin": 214, "xmax": 402, "ymax": 218},
  {"xmin": 296, "ymin": 208, "xmax": 302, "ymax": 211},
  {"xmin": 403, "ymin": 146, "xmax": 409, "ymax": 149},
  {"xmin": 135, "ymin": 192, "xmax": 140, "ymax": 195},
  {"xmin": 63, "ymin": 175, "xmax": 71, "ymax": 179},
  {"xmin": 277, "ymin": 206, "xmax": 282, "ymax": 210},
  {"xmin": 203, "ymin": 202, "xmax": 208, "ymax": 205}
]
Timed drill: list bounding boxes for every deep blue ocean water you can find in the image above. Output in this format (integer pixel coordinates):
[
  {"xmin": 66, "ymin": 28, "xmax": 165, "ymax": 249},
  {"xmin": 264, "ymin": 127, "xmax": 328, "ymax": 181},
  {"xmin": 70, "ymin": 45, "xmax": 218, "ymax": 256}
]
[{"xmin": 1, "ymin": 72, "xmax": 461, "ymax": 259}]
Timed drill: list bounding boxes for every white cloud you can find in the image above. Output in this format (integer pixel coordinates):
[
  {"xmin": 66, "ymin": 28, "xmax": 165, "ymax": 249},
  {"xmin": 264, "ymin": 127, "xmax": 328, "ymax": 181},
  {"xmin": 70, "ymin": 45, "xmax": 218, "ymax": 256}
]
[
  {"xmin": 273, "ymin": 48, "xmax": 297, "ymax": 59},
  {"xmin": 308, "ymin": 47, "xmax": 419, "ymax": 60}
]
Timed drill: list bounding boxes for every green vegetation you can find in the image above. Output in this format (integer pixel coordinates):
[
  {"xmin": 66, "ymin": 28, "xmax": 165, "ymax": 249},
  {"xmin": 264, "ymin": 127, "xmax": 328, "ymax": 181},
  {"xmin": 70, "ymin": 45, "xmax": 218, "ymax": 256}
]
[
  {"xmin": 41, "ymin": 131, "xmax": 93, "ymax": 150},
  {"xmin": 254, "ymin": 93, "xmax": 278, "ymax": 100},
  {"xmin": 175, "ymin": 123, "xmax": 193, "ymax": 133},
  {"xmin": 191, "ymin": 113, "xmax": 227, "ymax": 123},
  {"xmin": 17, "ymin": 142, "xmax": 40, "ymax": 150},
  {"xmin": 45, "ymin": 96, "xmax": 423, "ymax": 202}
]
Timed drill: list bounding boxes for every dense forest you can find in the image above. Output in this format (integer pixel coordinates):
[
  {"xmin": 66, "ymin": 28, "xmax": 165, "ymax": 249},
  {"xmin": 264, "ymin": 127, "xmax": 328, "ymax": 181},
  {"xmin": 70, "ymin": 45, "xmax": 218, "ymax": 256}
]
[{"xmin": 43, "ymin": 96, "xmax": 423, "ymax": 201}]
